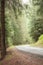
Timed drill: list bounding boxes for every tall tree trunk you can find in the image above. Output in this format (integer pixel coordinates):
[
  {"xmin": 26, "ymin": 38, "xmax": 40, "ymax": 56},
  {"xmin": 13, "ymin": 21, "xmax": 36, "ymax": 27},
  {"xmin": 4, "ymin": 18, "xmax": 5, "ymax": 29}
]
[{"xmin": 1, "ymin": 0, "xmax": 6, "ymax": 59}]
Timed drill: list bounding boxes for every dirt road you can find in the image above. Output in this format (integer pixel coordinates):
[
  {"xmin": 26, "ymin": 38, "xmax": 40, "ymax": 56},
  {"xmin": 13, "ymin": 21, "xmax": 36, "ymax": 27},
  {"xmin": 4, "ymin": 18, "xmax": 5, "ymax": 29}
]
[{"xmin": 0, "ymin": 47, "xmax": 43, "ymax": 65}]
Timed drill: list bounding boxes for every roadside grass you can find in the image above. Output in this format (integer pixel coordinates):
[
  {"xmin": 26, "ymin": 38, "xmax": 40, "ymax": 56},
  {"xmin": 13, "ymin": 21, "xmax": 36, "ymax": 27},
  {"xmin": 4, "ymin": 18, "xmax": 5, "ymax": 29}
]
[
  {"xmin": 30, "ymin": 35, "xmax": 43, "ymax": 48},
  {"xmin": 30, "ymin": 40, "xmax": 43, "ymax": 48}
]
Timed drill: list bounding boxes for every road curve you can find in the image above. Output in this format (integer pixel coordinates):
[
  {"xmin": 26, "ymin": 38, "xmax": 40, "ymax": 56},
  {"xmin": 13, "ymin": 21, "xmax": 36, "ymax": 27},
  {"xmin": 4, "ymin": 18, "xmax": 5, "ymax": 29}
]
[{"xmin": 15, "ymin": 45, "xmax": 43, "ymax": 56}]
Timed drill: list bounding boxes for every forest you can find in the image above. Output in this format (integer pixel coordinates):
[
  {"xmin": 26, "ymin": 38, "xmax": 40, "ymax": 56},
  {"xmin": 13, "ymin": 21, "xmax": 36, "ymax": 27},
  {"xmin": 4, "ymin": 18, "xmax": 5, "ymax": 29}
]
[
  {"xmin": 0, "ymin": 0, "xmax": 43, "ymax": 59},
  {"xmin": 5, "ymin": 0, "xmax": 43, "ymax": 46}
]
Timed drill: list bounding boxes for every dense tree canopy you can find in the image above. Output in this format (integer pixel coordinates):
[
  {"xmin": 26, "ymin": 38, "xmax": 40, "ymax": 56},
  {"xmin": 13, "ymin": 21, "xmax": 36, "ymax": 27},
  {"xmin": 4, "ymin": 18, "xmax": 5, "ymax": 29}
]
[
  {"xmin": 5, "ymin": 0, "xmax": 43, "ymax": 46},
  {"xmin": 0, "ymin": 0, "xmax": 43, "ymax": 47}
]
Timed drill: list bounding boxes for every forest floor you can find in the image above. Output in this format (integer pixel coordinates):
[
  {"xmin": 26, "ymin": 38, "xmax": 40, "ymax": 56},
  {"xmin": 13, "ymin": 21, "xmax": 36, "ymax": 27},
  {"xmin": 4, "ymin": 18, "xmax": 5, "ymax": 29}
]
[{"xmin": 0, "ymin": 46, "xmax": 43, "ymax": 65}]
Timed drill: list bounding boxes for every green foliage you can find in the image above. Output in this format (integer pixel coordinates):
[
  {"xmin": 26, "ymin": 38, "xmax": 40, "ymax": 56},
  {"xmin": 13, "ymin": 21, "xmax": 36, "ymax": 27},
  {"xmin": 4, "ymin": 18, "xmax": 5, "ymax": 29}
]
[
  {"xmin": 30, "ymin": 34, "xmax": 43, "ymax": 47},
  {"xmin": 5, "ymin": 0, "xmax": 43, "ymax": 46},
  {"xmin": 5, "ymin": 0, "xmax": 23, "ymax": 46},
  {"xmin": 30, "ymin": 19, "xmax": 43, "ymax": 41},
  {"xmin": 29, "ymin": 0, "xmax": 43, "ymax": 41},
  {"xmin": 39, "ymin": 34, "xmax": 43, "ymax": 40},
  {"xmin": 35, "ymin": 34, "xmax": 43, "ymax": 47}
]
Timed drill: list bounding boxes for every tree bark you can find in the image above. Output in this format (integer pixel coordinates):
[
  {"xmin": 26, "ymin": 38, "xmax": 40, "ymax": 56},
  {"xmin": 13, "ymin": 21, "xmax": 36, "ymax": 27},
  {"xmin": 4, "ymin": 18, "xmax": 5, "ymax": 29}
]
[{"xmin": 1, "ymin": 0, "xmax": 6, "ymax": 59}]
